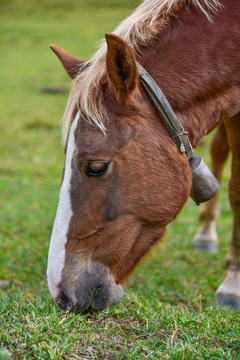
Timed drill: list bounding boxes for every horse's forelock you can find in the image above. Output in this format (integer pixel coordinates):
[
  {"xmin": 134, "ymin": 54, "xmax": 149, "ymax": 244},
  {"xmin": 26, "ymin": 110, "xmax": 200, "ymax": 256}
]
[{"xmin": 62, "ymin": 0, "xmax": 221, "ymax": 146}]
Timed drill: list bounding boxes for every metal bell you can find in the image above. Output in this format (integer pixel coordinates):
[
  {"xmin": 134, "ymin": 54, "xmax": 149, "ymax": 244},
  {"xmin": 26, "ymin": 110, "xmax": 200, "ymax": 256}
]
[{"xmin": 189, "ymin": 154, "xmax": 220, "ymax": 205}]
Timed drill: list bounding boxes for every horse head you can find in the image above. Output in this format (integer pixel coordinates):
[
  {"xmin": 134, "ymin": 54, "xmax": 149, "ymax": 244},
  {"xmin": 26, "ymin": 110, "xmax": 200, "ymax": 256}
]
[{"xmin": 47, "ymin": 34, "xmax": 192, "ymax": 312}]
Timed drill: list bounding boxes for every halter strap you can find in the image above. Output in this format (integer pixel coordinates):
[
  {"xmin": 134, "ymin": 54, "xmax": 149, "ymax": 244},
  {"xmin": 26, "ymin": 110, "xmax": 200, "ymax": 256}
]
[{"xmin": 137, "ymin": 63, "xmax": 194, "ymax": 159}]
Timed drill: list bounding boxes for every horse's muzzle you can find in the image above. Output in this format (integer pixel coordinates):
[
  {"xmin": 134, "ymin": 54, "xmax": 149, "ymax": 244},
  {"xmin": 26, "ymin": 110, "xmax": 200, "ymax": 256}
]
[{"xmin": 56, "ymin": 263, "xmax": 123, "ymax": 312}]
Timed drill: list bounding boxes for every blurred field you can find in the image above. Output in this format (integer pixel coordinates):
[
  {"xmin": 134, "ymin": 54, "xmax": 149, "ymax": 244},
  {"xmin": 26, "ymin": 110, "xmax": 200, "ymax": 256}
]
[{"xmin": 0, "ymin": 1, "xmax": 239, "ymax": 359}]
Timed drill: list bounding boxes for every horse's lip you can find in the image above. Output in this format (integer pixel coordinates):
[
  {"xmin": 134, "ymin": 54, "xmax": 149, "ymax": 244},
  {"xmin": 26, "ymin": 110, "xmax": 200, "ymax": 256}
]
[
  {"xmin": 77, "ymin": 227, "xmax": 104, "ymax": 241},
  {"xmin": 57, "ymin": 263, "xmax": 124, "ymax": 312}
]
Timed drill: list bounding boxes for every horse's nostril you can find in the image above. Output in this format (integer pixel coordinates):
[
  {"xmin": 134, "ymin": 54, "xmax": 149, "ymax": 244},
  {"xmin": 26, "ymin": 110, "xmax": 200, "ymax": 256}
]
[{"xmin": 57, "ymin": 293, "xmax": 69, "ymax": 310}]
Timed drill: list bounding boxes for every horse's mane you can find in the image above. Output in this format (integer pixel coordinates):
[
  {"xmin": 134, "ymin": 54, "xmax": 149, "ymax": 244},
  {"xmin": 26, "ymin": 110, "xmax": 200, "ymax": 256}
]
[{"xmin": 62, "ymin": 0, "xmax": 220, "ymax": 144}]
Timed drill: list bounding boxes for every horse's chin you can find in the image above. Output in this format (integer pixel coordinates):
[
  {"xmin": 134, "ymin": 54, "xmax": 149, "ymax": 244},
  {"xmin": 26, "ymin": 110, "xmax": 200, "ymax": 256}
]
[
  {"xmin": 56, "ymin": 262, "xmax": 124, "ymax": 313},
  {"xmin": 90, "ymin": 280, "xmax": 124, "ymax": 311}
]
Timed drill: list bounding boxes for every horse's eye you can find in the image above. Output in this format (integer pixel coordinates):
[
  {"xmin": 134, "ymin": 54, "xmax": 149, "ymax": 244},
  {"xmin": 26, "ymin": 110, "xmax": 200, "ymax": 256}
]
[{"xmin": 85, "ymin": 161, "xmax": 111, "ymax": 178}]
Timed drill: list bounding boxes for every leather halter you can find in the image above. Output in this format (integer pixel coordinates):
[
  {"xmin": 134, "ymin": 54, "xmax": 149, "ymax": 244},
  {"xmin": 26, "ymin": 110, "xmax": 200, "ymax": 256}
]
[{"xmin": 137, "ymin": 63, "xmax": 194, "ymax": 159}]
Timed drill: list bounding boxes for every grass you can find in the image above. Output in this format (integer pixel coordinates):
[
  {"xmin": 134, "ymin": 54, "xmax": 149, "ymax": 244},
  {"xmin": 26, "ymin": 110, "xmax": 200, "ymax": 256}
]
[{"xmin": 0, "ymin": 0, "xmax": 239, "ymax": 359}]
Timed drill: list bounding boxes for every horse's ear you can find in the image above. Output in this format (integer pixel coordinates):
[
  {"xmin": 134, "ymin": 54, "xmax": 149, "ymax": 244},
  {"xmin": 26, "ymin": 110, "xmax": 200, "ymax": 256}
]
[
  {"xmin": 50, "ymin": 45, "xmax": 86, "ymax": 79},
  {"xmin": 105, "ymin": 33, "xmax": 138, "ymax": 100}
]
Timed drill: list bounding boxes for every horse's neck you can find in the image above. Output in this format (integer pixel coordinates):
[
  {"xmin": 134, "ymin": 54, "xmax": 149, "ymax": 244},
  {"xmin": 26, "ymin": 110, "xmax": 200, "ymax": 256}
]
[{"xmin": 138, "ymin": 0, "xmax": 240, "ymax": 147}]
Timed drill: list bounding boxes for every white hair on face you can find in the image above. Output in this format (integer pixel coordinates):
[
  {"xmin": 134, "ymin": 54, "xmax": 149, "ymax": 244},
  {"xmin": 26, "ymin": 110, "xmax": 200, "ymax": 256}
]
[
  {"xmin": 47, "ymin": 113, "xmax": 79, "ymax": 299},
  {"xmin": 62, "ymin": 0, "xmax": 221, "ymax": 145}
]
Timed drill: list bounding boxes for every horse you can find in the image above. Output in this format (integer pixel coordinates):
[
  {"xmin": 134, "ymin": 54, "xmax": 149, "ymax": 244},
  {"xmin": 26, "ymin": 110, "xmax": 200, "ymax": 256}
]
[
  {"xmin": 47, "ymin": 0, "xmax": 240, "ymax": 312},
  {"xmin": 193, "ymin": 123, "xmax": 230, "ymax": 254}
]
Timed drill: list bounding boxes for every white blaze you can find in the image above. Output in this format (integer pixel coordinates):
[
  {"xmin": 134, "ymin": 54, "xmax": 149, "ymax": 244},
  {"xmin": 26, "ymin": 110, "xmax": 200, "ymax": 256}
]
[{"xmin": 47, "ymin": 114, "xmax": 79, "ymax": 299}]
